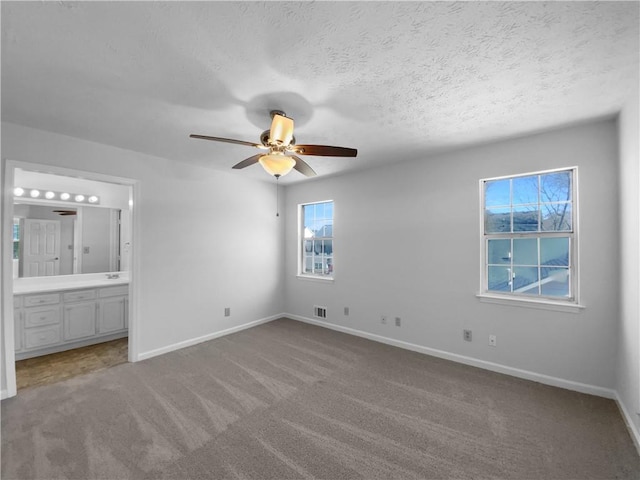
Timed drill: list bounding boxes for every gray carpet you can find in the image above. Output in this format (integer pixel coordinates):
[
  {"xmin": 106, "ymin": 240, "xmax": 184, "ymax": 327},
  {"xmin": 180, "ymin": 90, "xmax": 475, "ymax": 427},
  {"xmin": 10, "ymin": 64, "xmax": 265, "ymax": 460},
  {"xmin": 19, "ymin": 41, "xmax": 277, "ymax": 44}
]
[{"xmin": 2, "ymin": 318, "xmax": 639, "ymax": 479}]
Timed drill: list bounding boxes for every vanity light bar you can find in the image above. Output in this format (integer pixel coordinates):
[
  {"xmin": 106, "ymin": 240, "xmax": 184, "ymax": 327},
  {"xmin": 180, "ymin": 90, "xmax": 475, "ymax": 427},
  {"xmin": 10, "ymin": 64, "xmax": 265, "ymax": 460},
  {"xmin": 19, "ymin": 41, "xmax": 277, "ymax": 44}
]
[{"xmin": 13, "ymin": 187, "xmax": 100, "ymax": 205}]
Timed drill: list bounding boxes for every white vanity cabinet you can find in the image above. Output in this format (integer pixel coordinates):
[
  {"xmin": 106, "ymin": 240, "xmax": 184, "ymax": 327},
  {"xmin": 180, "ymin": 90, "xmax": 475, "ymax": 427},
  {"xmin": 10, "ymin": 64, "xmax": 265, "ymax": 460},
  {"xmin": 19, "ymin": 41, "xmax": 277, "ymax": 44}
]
[
  {"xmin": 98, "ymin": 286, "xmax": 128, "ymax": 333},
  {"xmin": 14, "ymin": 284, "xmax": 128, "ymax": 360},
  {"xmin": 63, "ymin": 290, "xmax": 97, "ymax": 341},
  {"xmin": 20, "ymin": 293, "xmax": 62, "ymax": 351}
]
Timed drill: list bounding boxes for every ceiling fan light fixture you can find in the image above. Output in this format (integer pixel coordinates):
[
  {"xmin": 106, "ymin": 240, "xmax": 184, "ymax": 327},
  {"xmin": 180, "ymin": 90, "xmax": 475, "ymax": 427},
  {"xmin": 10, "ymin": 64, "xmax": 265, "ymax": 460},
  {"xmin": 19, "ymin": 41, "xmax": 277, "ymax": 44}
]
[
  {"xmin": 269, "ymin": 114, "xmax": 294, "ymax": 145},
  {"xmin": 259, "ymin": 153, "xmax": 296, "ymax": 177}
]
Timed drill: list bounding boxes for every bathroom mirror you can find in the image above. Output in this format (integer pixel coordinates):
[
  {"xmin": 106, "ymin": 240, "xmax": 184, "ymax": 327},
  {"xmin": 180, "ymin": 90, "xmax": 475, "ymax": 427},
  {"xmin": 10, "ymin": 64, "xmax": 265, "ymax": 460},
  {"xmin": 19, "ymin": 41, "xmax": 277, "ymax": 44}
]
[
  {"xmin": 12, "ymin": 167, "xmax": 132, "ymax": 279},
  {"xmin": 13, "ymin": 202, "xmax": 124, "ymax": 277}
]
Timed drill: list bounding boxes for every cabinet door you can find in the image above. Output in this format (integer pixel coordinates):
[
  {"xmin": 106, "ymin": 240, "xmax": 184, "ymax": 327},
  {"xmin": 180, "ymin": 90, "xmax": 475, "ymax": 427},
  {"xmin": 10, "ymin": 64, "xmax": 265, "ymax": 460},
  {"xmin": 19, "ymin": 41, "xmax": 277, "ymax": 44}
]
[
  {"xmin": 98, "ymin": 296, "xmax": 126, "ymax": 333},
  {"xmin": 64, "ymin": 302, "xmax": 96, "ymax": 340}
]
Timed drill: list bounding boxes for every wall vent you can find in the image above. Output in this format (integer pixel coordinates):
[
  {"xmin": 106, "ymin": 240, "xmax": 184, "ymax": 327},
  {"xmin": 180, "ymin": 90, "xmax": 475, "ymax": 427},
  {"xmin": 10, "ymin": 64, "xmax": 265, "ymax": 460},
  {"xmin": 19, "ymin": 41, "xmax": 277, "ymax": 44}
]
[{"xmin": 313, "ymin": 306, "xmax": 327, "ymax": 319}]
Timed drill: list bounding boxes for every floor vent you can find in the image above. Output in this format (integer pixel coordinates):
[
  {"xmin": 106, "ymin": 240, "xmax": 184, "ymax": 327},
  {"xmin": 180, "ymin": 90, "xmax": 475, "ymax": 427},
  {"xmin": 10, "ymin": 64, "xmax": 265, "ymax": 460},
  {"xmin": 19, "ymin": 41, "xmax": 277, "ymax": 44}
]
[{"xmin": 313, "ymin": 306, "xmax": 327, "ymax": 319}]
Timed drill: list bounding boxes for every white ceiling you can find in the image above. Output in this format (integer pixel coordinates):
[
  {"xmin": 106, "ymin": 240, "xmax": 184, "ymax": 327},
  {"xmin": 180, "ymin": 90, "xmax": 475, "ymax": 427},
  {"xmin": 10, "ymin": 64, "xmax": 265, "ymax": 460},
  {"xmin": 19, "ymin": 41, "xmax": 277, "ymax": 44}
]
[{"xmin": 2, "ymin": 1, "xmax": 638, "ymax": 184}]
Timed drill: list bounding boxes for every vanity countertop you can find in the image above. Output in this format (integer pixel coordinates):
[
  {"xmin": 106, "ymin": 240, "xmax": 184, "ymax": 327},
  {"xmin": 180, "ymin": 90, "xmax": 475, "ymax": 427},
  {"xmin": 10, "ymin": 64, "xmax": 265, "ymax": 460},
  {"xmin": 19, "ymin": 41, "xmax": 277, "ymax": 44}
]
[{"xmin": 13, "ymin": 272, "xmax": 129, "ymax": 295}]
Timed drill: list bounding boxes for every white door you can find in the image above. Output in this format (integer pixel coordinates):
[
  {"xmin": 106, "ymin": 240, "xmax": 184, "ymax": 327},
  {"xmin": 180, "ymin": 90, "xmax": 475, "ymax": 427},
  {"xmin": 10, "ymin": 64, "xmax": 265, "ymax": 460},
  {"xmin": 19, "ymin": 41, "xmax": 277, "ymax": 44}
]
[{"xmin": 22, "ymin": 219, "xmax": 61, "ymax": 277}]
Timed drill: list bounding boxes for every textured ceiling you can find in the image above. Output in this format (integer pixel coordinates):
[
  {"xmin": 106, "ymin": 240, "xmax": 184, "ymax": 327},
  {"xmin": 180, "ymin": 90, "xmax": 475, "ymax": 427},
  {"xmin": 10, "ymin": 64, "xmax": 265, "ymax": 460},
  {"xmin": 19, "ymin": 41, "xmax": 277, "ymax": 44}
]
[{"xmin": 2, "ymin": 1, "xmax": 638, "ymax": 184}]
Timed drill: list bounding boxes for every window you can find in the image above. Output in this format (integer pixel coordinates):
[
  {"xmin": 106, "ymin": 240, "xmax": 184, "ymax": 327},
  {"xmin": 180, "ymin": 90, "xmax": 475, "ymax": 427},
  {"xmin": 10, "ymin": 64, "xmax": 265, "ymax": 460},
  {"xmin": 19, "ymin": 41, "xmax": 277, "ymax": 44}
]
[
  {"xmin": 481, "ymin": 168, "xmax": 577, "ymax": 303},
  {"xmin": 13, "ymin": 218, "xmax": 20, "ymax": 260},
  {"xmin": 300, "ymin": 200, "xmax": 334, "ymax": 278}
]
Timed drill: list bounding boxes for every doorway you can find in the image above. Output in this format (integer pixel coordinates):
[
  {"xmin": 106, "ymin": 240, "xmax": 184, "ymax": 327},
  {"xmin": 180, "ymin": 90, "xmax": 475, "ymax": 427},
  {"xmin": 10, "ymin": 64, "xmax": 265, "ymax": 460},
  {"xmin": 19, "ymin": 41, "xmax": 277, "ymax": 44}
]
[{"xmin": 2, "ymin": 160, "xmax": 139, "ymax": 398}]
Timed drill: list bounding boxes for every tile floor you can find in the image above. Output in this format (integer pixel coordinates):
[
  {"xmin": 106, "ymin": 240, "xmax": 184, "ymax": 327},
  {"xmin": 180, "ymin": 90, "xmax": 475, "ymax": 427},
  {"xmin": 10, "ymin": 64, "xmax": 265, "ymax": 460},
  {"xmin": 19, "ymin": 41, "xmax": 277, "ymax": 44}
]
[{"xmin": 15, "ymin": 337, "xmax": 128, "ymax": 390}]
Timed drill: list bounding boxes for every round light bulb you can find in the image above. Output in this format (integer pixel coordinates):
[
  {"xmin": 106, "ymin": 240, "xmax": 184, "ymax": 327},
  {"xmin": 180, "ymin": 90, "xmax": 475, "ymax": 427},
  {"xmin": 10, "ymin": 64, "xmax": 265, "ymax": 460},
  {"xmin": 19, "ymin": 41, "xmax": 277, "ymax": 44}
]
[
  {"xmin": 74, "ymin": 194, "xmax": 85, "ymax": 202},
  {"xmin": 60, "ymin": 193, "xmax": 70, "ymax": 200},
  {"xmin": 45, "ymin": 191, "xmax": 56, "ymax": 199},
  {"xmin": 88, "ymin": 195, "xmax": 98, "ymax": 204},
  {"xmin": 30, "ymin": 189, "xmax": 41, "ymax": 198},
  {"xmin": 13, "ymin": 187, "xmax": 24, "ymax": 196}
]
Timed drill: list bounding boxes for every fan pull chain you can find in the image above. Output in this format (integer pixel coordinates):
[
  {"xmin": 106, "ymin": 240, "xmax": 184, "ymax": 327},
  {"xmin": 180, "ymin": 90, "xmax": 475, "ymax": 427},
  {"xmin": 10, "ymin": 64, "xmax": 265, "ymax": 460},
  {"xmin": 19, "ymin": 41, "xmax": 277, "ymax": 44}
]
[{"xmin": 275, "ymin": 175, "xmax": 280, "ymax": 217}]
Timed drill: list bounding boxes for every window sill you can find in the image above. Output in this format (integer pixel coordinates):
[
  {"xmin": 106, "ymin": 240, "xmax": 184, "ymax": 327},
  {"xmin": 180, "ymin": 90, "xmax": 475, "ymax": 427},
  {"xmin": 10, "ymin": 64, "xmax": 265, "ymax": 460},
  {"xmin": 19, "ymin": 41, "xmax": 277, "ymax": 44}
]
[
  {"xmin": 476, "ymin": 293, "xmax": 585, "ymax": 313},
  {"xmin": 297, "ymin": 274, "xmax": 334, "ymax": 283}
]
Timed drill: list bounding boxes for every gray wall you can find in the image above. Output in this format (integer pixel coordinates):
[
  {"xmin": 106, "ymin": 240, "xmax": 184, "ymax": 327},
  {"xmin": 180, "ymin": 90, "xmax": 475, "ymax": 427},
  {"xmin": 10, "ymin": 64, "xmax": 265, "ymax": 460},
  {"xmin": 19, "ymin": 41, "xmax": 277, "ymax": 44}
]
[
  {"xmin": 284, "ymin": 119, "xmax": 620, "ymax": 390},
  {"xmin": 1, "ymin": 122, "xmax": 285, "ymax": 395},
  {"xmin": 617, "ymin": 90, "xmax": 640, "ymax": 439}
]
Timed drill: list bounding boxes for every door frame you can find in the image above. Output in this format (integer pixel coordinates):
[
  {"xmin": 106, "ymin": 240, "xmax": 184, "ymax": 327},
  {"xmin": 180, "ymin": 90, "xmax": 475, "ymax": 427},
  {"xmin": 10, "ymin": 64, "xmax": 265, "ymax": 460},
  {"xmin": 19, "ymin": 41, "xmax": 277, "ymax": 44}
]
[{"xmin": 1, "ymin": 159, "xmax": 140, "ymax": 399}]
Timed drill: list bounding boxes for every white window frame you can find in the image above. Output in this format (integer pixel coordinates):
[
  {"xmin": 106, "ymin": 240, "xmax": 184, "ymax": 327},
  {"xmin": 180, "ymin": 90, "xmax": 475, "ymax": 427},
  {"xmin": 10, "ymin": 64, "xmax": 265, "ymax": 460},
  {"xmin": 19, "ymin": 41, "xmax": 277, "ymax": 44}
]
[
  {"xmin": 298, "ymin": 200, "xmax": 334, "ymax": 281},
  {"xmin": 477, "ymin": 167, "xmax": 583, "ymax": 312}
]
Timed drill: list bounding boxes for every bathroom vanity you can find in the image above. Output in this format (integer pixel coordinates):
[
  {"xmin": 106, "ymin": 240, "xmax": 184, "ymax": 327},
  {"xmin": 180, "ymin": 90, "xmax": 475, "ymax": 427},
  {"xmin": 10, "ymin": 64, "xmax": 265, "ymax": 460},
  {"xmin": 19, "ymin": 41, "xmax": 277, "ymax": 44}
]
[{"xmin": 13, "ymin": 273, "xmax": 129, "ymax": 360}]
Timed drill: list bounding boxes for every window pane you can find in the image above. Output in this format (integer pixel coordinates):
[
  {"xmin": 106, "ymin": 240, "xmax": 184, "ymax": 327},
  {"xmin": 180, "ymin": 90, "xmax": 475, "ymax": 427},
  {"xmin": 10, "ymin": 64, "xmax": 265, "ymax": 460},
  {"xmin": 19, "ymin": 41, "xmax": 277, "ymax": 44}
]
[
  {"xmin": 540, "ymin": 237, "xmax": 569, "ymax": 266},
  {"xmin": 485, "ymin": 179, "xmax": 510, "ymax": 207},
  {"xmin": 541, "ymin": 203, "xmax": 572, "ymax": 231},
  {"xmin": 540, "ymin": 267, "xmax": 570, "ymax": 297},
  {"xmin": 304, "ymin": 256, "xmax": 313, "ymax": 274},
  {"xmin": 322, "ymin": 240, "xmax": 333, "ymax": 255},
  {"xmin": 540, "ymin": 171, "xmax": 571, "ymax": 203},
  {"xmin": 512, "ymin": 175, "xmax": 538, "ymax": 205},
  {"xmin": 485, "ymin": 207, "xmax": 511, "ymax": 233},
  {"xmin": 513, "ymin": 267, "xmax": 539, "ymax": 294},
  {"xmin": 513, "ymin": 206, "xmax": 539, "ymax": 231},
  {"xmin": 488, "ymin": 239, "xmax": 511, "ymax": 265},
  {"xmin": 513, "ymin": 238, "xmax": 537, "ymax": 265},
  {"xmin": 488, "ymin": 266, "xmax": 511, "ymax": 292},
  {"xmin": 315, "ymin": 203, "xmax": 324, "ymax": 219},
  {"xmin": 319, "ymin": 222, "xmax": 333, "ymax": 237},
  {"xmin": 304, "ymin": 240, "xmax": 313, "ymax": 253},
  {"xmin": 303, "ymin": 204, "xmax": 315, "ymax": 228},
  {"xmin": 325, "ymin": 202, "xmax": 334, "ymax": 219}
]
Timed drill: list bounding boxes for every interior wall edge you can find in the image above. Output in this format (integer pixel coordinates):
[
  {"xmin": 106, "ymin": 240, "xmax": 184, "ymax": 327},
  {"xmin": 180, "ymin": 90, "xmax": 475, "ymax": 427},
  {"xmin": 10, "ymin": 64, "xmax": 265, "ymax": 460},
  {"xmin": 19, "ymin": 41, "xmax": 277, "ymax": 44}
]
[
  {"xmin": 615, "ymin": 391, "xmax": 640, "ymax": 457},
  {"xmin": 135, "ymin": 313, "xmax": 283, "ymax": 362},
  {"xmin": 284, "ymin": 313, "xmax": 617, "ymax": 400}
]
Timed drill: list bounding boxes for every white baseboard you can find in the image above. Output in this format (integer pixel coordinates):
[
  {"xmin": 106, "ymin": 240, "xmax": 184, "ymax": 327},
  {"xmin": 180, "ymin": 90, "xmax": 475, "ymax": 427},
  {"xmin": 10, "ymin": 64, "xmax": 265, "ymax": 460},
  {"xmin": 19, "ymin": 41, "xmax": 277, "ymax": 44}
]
[
  {"xmin": 136, "ymin": 314, "xmax": 282, "ymax": 362},
  {"xmin": 1, "ymin": 389, "xmax": 8, "ymax": 400},
  {"xmin": 285, "ymin": 313, "xmax": 616, "ymax": 400},
  {"xmin": 615, "ymin": 391, "xmax": 640, "ymax": 456}
]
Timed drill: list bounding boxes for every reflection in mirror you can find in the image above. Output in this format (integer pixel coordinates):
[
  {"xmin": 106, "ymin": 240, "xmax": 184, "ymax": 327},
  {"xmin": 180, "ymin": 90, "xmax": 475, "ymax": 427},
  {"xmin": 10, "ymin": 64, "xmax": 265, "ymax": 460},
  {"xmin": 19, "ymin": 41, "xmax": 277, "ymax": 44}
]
[
  {"xmin": 13, "ymin": 203, "xmax": 122, "ymax": 278},
  {"xmin": 12, "ymin": 167, "xmax": 131, "ymax": 279}
]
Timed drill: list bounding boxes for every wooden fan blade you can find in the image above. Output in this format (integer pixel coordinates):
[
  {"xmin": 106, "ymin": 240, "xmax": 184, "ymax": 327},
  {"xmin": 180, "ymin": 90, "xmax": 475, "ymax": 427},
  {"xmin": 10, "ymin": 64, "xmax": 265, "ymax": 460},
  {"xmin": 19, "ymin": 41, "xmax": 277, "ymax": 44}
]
[
  {"xmin": 292, "ymin": 144, "xmax": 357, "ymax": 157},
  {"xmin": 270, "ymin": 114, "xmax": 294, "ymax": 145},
  {"xmin": 292, "ymin": 156, "xmax": 317, "ymax": 177},
  {"xmin": 190, "ymin": 134, "xmax": 262, "ymax": 148},
  {"xmin": 232, "ymin": 154, "xmax": 263, "ymax": 170}
]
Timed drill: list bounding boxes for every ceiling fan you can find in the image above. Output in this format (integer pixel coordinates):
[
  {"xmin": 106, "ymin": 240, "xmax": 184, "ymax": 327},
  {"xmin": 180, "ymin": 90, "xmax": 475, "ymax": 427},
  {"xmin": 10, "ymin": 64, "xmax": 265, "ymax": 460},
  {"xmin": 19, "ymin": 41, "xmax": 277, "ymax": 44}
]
[
  {"xmin": 53, "ymin": 209, "xmax": 77, "ymax": 216},
  {"xmin": 190, "ymin": 110, "xmax": 357, "ymax": 178}
]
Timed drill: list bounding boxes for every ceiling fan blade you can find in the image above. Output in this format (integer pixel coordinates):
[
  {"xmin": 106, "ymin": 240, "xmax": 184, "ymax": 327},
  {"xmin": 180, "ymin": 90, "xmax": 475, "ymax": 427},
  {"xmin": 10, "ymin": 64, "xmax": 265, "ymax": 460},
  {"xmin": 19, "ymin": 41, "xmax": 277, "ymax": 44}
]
[
  {"xmin": 232, "ymin": 154, "xmax": 263, "ymax": 170},
  {"xmin": 190, "ymin": 134, "xmax": 262, "ymax": 148},
  {"xmin": 292, "ymin": 156, "xmax": 317, "ymax": 177},
  {"xmin": 292, "ymin": 144, "xmax": 357, "ymax": 157},
  {"xmin": 270, "ymin": 114, "xmax": 294, "ymax": 145}
]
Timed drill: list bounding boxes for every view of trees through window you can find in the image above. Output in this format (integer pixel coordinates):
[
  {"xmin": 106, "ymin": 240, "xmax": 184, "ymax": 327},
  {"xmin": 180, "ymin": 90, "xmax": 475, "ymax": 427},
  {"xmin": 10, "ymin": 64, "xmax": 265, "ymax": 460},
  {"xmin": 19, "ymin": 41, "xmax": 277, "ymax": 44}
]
[
  {"xmin": 483, "ymin": 169, "xmax": 575, "ymax": 299},
  {"xmin": 301, "ymin": 201, "xmax": 333, "ymax": 277}
]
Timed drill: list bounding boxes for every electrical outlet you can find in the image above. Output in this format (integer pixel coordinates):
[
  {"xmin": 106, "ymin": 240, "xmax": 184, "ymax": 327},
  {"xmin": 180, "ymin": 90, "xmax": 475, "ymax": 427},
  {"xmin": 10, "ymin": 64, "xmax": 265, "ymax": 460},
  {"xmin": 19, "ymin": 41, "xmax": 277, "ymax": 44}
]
[
  {"xmin": 463, "ymin": 329, "xmax": 472, "ymax": 342},
  {"xmin": 344, "ymin": 307, "xmax": 349, "ymax": 316},
  {"xmin": 83, "ymin": 246, "xmax": 90, "ymax": 254},
  {"xmin": 224, "ymin": 307, "xmax": 231, "ymax": 317},
  {"xmin": 381, "ymin": 315, "xmax": 387, "ymax": 325},
  {"xmin": 489, "ymin": 334, "xmax": 497, "ymax": 347},
  {"xmin": 395, "ymin": 317, "xmax": 401, "ymax": 327}
]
